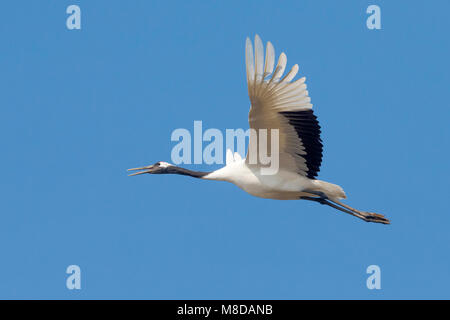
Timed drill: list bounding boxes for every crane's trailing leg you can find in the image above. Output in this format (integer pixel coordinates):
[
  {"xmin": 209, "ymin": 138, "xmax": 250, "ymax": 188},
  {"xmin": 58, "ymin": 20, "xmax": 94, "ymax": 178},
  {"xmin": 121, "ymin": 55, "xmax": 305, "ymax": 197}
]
[
  {"xmin": 302, "ymin": 192, "xmax": 390, "ymax": 224},
  {"xmin": 329, "ymin": 198, "xmax": 389, "ymax": 224},
  {"xmin": 301, "ymin": 196, "xmax": 369, "ymax": 222}
]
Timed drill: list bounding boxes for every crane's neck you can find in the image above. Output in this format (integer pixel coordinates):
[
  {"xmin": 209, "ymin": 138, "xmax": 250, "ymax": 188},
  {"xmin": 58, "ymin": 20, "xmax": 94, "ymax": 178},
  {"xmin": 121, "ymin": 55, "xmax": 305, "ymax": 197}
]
[
  {"xmin": 165, "ymin": 166, "xmax": 212, "ymax": 179},
  {"xmin": 163, "ymin": 165, "xmax": 234, "ymax": 182}
]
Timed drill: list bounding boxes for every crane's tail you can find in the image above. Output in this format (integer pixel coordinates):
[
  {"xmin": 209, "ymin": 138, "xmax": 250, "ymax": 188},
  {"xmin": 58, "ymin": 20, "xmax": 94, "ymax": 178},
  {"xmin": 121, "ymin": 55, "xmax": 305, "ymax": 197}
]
[{"xmin": 310, "ymin": 180, "xmax": 346, "ymax": 200}]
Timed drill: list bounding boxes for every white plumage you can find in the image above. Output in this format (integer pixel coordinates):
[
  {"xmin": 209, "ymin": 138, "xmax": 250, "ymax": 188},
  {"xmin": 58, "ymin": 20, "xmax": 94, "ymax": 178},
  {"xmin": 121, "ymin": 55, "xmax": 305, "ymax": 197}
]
[{"xmin": 128, "ymin": 35, "xmax": 390, "ymax": 224}]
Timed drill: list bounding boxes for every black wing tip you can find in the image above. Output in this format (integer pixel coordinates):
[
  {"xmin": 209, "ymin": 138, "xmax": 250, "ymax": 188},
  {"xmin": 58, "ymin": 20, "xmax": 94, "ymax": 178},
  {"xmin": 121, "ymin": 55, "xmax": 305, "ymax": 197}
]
[{"xmin": 280, "ymin": 109, "xmax": 323, "ymax": 179}]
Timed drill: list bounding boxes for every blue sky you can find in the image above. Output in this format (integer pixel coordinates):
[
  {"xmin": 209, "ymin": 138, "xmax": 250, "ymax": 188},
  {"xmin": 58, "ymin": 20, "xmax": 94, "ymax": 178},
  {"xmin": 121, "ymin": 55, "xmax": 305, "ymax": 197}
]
[{"xmin": 0, "ymin": 0, "xmax": 449, "ymax": 299}]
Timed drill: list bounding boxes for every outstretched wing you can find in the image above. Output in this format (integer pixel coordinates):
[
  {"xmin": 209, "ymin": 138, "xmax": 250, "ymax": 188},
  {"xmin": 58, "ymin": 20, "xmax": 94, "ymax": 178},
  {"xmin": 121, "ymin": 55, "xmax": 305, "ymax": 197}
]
[{"xmin": 245, "ymin": 35, "xmax": 323, "ymax": 179}]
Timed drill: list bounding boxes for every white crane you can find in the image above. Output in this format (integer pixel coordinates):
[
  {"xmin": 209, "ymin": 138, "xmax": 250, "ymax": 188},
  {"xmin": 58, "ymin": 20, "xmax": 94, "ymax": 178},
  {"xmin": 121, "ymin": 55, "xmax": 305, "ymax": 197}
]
[{"xmin": 128, "ymin": 35, "xmax": 390, "ymax": 224}]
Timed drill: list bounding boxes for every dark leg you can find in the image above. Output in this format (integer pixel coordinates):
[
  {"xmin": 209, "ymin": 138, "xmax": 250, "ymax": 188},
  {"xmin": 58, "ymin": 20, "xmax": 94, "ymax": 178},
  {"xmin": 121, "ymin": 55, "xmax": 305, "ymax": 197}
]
[
  {"xmin": 301, "ymin": 195, "xmax": 390, "ymax": 224},
  {"xmin": 302, "ymin": 196, "xmax": 368, "ymax": 221}
]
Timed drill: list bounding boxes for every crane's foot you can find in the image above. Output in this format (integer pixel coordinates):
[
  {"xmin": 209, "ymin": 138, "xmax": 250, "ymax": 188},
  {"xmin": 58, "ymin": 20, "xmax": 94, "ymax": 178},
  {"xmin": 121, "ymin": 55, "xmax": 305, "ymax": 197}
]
[{"xmin": 360, "ymin": 211, "xmax": 390, "ymax": 224}]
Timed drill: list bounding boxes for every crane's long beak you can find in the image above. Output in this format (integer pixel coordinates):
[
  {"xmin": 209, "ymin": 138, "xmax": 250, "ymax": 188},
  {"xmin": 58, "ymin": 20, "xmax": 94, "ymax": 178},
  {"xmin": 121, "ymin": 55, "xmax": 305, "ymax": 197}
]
[{"xmin": 127, "ymin": 165, "xmax": 155, "ymax": 176}]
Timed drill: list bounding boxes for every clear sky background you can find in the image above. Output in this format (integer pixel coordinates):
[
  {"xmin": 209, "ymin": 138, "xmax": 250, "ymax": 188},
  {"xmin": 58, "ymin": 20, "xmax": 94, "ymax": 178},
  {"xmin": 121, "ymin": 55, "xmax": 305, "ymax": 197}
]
[{"xmin": 1, "ymin": 0, "xmax": 449, "ymax": 299}]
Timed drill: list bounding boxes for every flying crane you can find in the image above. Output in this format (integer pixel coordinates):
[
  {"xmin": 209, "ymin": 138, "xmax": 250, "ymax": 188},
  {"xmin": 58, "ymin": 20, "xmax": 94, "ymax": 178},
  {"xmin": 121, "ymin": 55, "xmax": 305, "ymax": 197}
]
[{"xmin": 128, "ymin": 35, "xmax": 390, "ymax": 224}]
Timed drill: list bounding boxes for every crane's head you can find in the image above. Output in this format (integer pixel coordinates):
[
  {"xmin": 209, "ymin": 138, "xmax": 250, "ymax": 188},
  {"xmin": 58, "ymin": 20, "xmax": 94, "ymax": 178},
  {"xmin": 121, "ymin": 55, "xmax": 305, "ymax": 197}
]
[{"xmin": 127, "ymin": 161, "xmax": 173, "ymax": 176}]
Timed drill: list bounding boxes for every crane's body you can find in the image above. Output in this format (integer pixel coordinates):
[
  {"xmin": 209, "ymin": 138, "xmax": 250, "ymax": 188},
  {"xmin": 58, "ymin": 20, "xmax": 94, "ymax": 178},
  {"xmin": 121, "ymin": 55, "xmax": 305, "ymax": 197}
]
[
  {"xmin": 128, "ymin": 35, "xmax": 390, "ymax": 224},
  {"xmin": 202, "ymin": 152, "xmax": 344, "ymax": 201}
]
